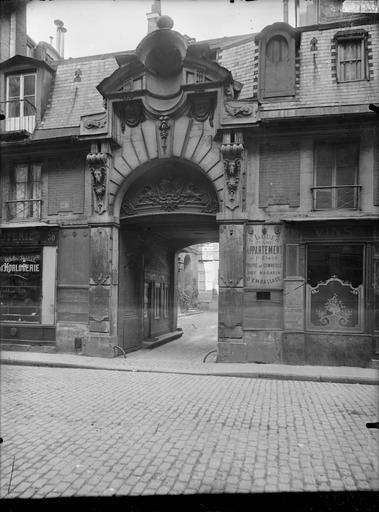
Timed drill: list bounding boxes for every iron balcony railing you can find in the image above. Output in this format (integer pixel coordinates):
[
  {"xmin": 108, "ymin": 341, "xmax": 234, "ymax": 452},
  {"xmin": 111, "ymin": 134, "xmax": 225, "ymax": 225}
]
[
  {"xmin": 6, "ymin": 199, "xmax": 42, "ymax": 221},
  {"xmin": 0, "ymin": 99, "xmax": 37, "ymax": 133},
  {"xmin": 311, "ymin": 185, "xmax": 361, "ymax": 210}
]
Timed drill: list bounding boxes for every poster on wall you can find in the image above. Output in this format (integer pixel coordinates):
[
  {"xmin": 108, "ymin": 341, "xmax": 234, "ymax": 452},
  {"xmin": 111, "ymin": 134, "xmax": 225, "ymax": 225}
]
[{"xmin": 245, "ymin": 225, "xmax": 283, "ymax": 289}]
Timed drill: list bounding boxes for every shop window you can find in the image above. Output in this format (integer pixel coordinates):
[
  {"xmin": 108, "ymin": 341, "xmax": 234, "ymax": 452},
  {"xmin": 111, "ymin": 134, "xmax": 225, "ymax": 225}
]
[
  {"xmin": 5, "ymin": 73, "xmax": 36, "ymax": 132},
  {"xmin": 335, "ymin": 33, "xmax": 367, "ymax": 82},
  {"xmin": 0, "ymin": 250, "xmax": 42, "ymax": 323},
  {"xmin": 306, "ymin": 244, "xmax": 364, "ymax": 332},
  {"xmin": 313, "ymin": 142, "xmax": 359, "ymax": 210},
  {"xmin": 7, "ymin": 163, "xmax": 42, "ymax": 220}
]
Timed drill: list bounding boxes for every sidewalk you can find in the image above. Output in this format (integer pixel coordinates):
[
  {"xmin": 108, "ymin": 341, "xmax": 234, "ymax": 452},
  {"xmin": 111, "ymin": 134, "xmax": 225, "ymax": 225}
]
[{"xmin": 1, "ymin": 349, "xmax": 378, "ymax": 385}]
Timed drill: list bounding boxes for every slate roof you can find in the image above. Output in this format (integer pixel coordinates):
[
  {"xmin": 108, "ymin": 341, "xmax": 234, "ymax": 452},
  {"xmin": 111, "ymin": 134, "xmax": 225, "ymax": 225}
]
[
  {"xmin": 37, "ymin": 33, "xmax": 255, "ymax": 132},
  {"xmin": 39, "ymin": 55, "xmax": 119, "ymax": 130}
]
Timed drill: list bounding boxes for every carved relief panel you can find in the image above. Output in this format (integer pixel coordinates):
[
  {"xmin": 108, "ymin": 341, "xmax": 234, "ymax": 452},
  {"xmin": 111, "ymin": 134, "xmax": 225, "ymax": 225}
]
[
  {"xmin": 86, "ymin": 143, "xmax": 112, "ymax": 215},
  {"xmin": 221, "ymin": 131, "xmax": 244, "ymax": 211},
  {"xmin": 219, "ymin": 224, "xmax": 244, "ymax": 287}
]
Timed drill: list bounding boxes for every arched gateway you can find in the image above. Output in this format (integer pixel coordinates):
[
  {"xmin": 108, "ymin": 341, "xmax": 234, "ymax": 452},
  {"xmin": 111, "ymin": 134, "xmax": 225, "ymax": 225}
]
[{"xmin": 81, "ymin": 15, "xmax": 256, "ymax": 357}]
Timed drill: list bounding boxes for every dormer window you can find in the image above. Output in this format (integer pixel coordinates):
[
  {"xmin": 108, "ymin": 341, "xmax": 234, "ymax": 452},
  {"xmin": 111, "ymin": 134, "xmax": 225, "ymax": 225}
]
[
  {"xmin": 256, "ymin": 23, "xmax": 300, "ymax": 101},
  {"xmin": 334, "ymin": 30, "xmax": 368, "ymax": 83},
  {"xmin": 5, "ymin": 72, "xmax": 36, "ymax": 132}
]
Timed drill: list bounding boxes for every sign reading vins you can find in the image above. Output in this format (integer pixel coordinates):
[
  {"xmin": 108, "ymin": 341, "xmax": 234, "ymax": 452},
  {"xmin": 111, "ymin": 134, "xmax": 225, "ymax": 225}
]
[{"xmin": 245, "ymin": 225, "xmax": 283, "ymax": 289}]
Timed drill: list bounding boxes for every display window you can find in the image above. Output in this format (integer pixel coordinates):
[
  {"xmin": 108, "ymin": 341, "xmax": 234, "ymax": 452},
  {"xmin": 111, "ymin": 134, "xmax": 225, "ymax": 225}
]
[
  {"xmin": 306, "ymin": 244, "xmax": 364, "ymax": 332},
  {"xmin": 0, "ymin": 250, "xmax": 42, "ymax": 323}
]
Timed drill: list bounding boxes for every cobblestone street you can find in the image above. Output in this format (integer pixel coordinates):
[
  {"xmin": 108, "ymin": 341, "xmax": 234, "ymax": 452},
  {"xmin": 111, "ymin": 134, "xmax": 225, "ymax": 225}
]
[{"xmin": 1, "ymin": 364, "xmax": 378, "ymax": 499}]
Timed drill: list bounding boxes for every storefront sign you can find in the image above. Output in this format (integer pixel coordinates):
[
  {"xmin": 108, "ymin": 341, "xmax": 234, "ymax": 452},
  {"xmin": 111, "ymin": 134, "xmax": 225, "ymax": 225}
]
[
  {"xmin": 246, "ymin": 225, "xmax": 283, "ymax": 288},
  {"xmin": 0, "ymin": 252, "xmax": 42, "ymax": 323},
  {"xmin": 0, "ymin": 227, "xmax": 58, "ymax": 246}
]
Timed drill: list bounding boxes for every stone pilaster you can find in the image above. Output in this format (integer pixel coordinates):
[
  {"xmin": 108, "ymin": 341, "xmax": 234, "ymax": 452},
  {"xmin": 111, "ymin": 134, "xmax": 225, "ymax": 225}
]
[{"xmin": 84, "ymin": 141, "xmax": 119, "ymax": 357}]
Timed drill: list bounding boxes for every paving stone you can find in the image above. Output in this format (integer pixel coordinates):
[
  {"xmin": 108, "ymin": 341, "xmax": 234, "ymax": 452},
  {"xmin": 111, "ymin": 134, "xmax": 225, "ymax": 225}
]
[{"xmin": 1, "ymin": 365, "xmax": 378, "ymax": 498}]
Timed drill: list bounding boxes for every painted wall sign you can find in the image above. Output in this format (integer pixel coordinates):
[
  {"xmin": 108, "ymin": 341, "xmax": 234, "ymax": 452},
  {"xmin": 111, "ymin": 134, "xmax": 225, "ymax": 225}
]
[
  {"xmin": 0, "ymin": 228, "xmax": 58, "ymax": 246},
  {"xmin": 246, "ymin": 225, "xmax": 283, "ymax": 288}
]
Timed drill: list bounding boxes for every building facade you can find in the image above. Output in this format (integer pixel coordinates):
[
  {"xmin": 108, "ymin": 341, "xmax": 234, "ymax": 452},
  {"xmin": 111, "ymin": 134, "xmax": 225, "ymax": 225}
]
[{"xmin": 0, "ymin": 0, "xmax": 378, "ymax": 366}]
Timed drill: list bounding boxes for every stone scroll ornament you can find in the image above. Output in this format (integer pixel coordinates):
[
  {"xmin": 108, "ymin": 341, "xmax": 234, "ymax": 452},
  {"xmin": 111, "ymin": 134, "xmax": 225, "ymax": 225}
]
[
  {"xmin": 221, "ymin": 142, "xmax": 244, "ymax": 206},
  {"xmin": 87, "ymin": 152, "xmax": 109, "ymax": 214}
]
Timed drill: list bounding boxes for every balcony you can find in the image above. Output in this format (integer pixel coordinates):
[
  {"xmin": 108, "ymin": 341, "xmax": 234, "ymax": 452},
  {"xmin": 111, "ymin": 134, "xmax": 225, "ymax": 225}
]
[
  {"xmin": 312, "ymin": 185, "xmax": 361, "ymax": 210},
  {"xmin": 0, "ymin": 99, "xmax": 36, "ymax": 134},
  {"xmin": 6, "ymin": 199, "xmax": 42, "ymax": 222}
]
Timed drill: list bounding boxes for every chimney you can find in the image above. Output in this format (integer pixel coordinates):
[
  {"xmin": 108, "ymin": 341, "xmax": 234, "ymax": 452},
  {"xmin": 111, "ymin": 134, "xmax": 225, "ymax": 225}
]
[
  {"xmin": 283, "ymin": 0, "xmax": 289, "ymax": 24},
  {"xmin": 0, "ymin": 0, "xmax": 27, "ymax": 61},
  {"xmin": 54, "ymin": 19, "xmax": 67, "ymax": 58},
  {"xmin": 147, "ymin": 0, "xmax": 161, "ymax": 33}
]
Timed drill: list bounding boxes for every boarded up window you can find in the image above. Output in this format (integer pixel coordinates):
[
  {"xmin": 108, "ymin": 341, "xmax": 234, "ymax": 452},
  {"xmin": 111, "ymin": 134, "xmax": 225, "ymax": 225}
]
[
  {"xmin": 256, "ymin": 26, "xmax": 298, "ymax": 100},
  {"xmin": 57, "ymin": 228, "xmax": 89, "ymax": 323},
  {"xmin": 48, "ymin": 155, "xmax": 85, "ymax": 214},
  {"xmin": 259, "ymin": 142, "xmax": 300, "ymax": 207},
  {"xmin": 58, "ymin": 229, "xmax": 89, "ymax": 285}
]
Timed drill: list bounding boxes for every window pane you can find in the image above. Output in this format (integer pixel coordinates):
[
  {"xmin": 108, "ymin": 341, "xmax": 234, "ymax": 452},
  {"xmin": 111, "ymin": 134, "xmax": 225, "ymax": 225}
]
[
  {"xmin": 307, "ymin": 244, "xmax": 363, "ymax": 287},
  {"xmin": 315, "ymin": 145, "xmax": 333, "ymax": 186},
  {"xmin": 336, "ymin": 187, "xmax": 355, "ymax": 208},
  {"xmin": 23, "ymin": 96, "xmax": 36, "ymax": 116},
  {"xmin": 315, "ymin": 189, "xmax": 332, "ymax": 209},
  {"xmin": 8, "ymin": 76, "xmax": 20, "ymax": 98},
  {"xmin": 0, "ymin": 252, "xmax": 42, "ymax": 323},
  {"xmin": 8, "ymin": 101, "xmax": 20, "ymax": 118},
  {"xmin": 15, "ymin": 165, "xmax": 28, "ymax": 183},
  {"xmin": 23, "ymin": 75, "xmax": 35, "ymax": 96},
  {"xmin": 336, "ymin": 144, "xmax": 357, "ymax": 185},
  {"xmin": 31, "ymin": 164, "xmax": 41, "ymax": 200}
]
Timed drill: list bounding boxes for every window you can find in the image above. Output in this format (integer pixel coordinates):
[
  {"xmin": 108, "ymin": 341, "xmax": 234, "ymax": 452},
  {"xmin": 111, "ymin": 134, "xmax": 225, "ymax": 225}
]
[
  {"xmin": 8, "ymin": 163, "xmax": 42, "ymax": 220},
  {"xmin": 335, "ymin": 30, "xmax": 368, "ymax": 82},
  {"xmin": 0, "ymin": 250, "xmax": 42, "ymax": 323},
  {"xmin": 5, "ymin": 73, "xmax": 36, "ymax": 132},
  {"xmin": 306, "ymin": 244, "xmax": 364, "ymax": 332},
  {"xmin": 256, "ymin": 24, "xmax": 299, "ymax": 101},
  {"xmin": 313, "ymin": 142, "xmax": 360, "ymax": 210}
]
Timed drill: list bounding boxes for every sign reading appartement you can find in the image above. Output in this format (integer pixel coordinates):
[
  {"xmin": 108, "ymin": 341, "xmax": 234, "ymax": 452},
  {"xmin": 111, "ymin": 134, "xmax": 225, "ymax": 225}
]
[{"xmin": 245, "ymin": 225, "xmax": 283, "ymax": 289}]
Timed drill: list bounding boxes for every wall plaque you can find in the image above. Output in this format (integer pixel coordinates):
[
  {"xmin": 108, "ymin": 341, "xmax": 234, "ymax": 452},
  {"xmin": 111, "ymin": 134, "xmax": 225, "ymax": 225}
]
[{"xmin": 246, "ymin": 225, "xmax": 283, "ymax": 289}]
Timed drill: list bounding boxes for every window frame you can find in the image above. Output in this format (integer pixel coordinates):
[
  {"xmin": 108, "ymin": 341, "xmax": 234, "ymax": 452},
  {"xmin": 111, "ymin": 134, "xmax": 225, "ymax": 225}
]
[
  {"xmin": 6, "ymin": 72, "xmax": 37, "ymax": 119},
  {"xmin": 335, "ymin": 30, "xmax": 368, "ymax": 83},
  {"xmin": 8, "ymin": 162, "xmax": 42, "ymax": 220},
  {"xmin": 312, "ymin": 141, "xmax": 360, "ymax": 211}
]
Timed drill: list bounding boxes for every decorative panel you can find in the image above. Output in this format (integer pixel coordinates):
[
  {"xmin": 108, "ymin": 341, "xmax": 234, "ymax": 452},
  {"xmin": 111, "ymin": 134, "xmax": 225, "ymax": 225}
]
[
  {"xmin": 306, "ymin": 277, "xmax": 363, "ymax": 332},
  {"xmin": 219, "ymin": 224, "xmax": 244, "ymax": 287}
]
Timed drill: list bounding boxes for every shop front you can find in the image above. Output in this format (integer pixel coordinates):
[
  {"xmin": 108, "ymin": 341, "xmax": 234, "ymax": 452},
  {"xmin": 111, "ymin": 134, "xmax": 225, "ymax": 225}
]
[
  {"xmin": 283, "ymin": 220, "xmax": 378, "ymax": 366},
  {"xmin": 0, "ymin": 226, "xmax": 58, "ymax": 348}
]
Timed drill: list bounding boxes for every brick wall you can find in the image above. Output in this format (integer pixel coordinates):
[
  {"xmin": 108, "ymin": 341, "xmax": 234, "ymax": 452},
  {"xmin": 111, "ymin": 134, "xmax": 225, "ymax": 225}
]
[
  {"xmin": 259, "ymin": 141, "xmax": 301, "ymax": 207},
  {"xmin": 47, "ymin": 155, "xmax": 85, "ymax": 214}
]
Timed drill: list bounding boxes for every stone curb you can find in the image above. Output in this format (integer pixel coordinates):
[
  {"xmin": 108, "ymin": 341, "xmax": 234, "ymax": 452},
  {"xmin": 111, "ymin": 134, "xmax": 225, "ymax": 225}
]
[{"xmin": 1, "ymin": 358, "xmax": 378, "ymax": 385}]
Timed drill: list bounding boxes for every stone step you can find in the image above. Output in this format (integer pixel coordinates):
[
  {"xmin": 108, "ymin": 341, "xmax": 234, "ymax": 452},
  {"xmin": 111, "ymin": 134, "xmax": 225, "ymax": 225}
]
[
  {"xmin": 370, "ymin": 358, "xmax": 379, "ymax": 369},
  {"xmin": 142, "ymin": 329, "xmax": 183, "ymax": 349}
]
